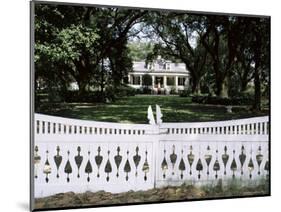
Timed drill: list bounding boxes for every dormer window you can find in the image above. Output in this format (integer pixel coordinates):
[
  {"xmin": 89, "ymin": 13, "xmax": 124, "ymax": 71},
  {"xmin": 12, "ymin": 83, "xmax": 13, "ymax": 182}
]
[
  {"xmin": 157, "ymin": 60, "xmax": 164, "ymax": 69},
  {"xmin": 165, "ymin": 63, "xmax": 171, "ymax": 70},
  {"xmin": 147, "ymin": 63, "xmax": 154, "ymax": 70}
]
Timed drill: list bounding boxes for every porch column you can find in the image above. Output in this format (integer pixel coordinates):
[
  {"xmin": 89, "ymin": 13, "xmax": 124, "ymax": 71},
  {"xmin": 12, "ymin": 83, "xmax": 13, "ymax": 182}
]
[
  {"xmin": 184, "ymin": 77, "xmax": 189, "ymax": 88},
  {"xmin": 163, "ymin": 75, "xmax": 167, "ymax": 88},
  {"xmin": 175, "ymin": 76, "xmax": 178, "ymax": 92},
  {"xmin": 152, "ymin": 75, "xmax": 155, "ymax": 88},
  {"xmin": 140, "ymin": 75, "xmax": 143, "ymax": 85},
  {"xmin": 128, "ymin": 74, "xmax": 130, "ymax": 84}
]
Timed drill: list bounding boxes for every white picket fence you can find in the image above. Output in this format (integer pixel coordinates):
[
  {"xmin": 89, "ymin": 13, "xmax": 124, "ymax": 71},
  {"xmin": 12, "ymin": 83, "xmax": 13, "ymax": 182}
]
[{"xmin": 33, "ymin": 113, "xmax": 269, "ymax": 198}]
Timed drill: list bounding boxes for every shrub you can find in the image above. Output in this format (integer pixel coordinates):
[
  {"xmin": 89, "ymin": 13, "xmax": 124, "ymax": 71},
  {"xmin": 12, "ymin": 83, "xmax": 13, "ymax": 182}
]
[
  {"xmin": 179, "ymin": 89, "xmax": 192, "ymax": 97},
  {"xmin": 230, "ymin": 92, "xmax": 254, "ymax": 105},
  {"xmin": 61, "ymin": 85, "xmax": 137, "ymax": 103},
  {"xmin": 113, "ymin": 85, "xmax": 136, "ymax": 97},
  {"xmin": 63, "ymin": 90, "xmax": 103, "ymax": 103},
  {"xmin": 169, "ymin": 86, "xmax": 177, "ymax": 95},
  {"xmin": 191, "ymin": 95, "xmax": 254, "ymax": 105},
  {"xmin": 105, "ymin": 85, "xmax": 136, "ymax": 102},
  {"xmin": 134, "ymin": 88, "xmax": 142, "ymax": 95},
  {"xmin": 142, "ymin": 87, "xmax": 152, "ymax": 94},
  {"xmin": 195, "ymin": 96, "xmax": 233, "ymax": 105}
]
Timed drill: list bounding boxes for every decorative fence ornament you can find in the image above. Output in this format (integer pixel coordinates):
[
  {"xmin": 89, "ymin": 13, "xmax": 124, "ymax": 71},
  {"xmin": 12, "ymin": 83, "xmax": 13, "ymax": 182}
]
[
  {"xmin": 33, "ymin": 113, "xmax": 269, "ymax": 197},
  {"xmin": 54, "ymin": 146, "xmax": 62, "ymax": 178},
  {"xmin": 156, "ymin": 104, "xmax": 163, "ymax": 125},
  {"xmin": 147, "ymin": 105, "xmax": 156, "ymax": 125},
  {"xmin": 85, "ymin": 151, "xmax": 93, "ymax": 182}
]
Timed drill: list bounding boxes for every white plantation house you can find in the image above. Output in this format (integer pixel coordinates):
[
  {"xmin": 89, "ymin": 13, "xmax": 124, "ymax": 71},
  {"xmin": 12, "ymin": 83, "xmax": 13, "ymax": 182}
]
[
  {"xmin": 128, "ymin": 56, "xmax": 189, "ymax": 94},
  {"xmin": 66, "ymin": 56, "xmax": 190, "ymax": 94}
]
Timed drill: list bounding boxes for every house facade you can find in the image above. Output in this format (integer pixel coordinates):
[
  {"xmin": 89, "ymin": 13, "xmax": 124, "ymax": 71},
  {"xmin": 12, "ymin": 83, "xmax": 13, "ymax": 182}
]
[{"xmin": 128, "ymin": 56, "xmax": 189, "ymax": 94}]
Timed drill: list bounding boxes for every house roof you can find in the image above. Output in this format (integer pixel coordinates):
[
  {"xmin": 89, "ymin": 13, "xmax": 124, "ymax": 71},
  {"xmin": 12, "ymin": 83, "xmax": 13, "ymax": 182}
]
[{"xmin": 131, "ymin": 61, "xmax": 188, "ymax": 74}]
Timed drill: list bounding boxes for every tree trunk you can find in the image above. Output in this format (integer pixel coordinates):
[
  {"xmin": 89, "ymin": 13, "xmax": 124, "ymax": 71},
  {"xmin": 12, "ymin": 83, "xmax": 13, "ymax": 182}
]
[
  {"xmin": 188, "ymin": 66, "xmax": 201, "ymax": 95},
  {"xmin": 74, "ymin": 56, "xmax": 90, "ymax": 100},
  {"xmin": 191, "ymin": 78, "xmax": 201, "ymax": 95},
  {"xmin": 220, "ymin": 79, "xmax": 229, "ymax": 98},
  {"xmin": 240, "ymin": 80, "xmax": 248, "ymax": 93},
  {"xmin": 253, "ymin": 66, "xmax": 261, "ymax": 111},
  {"xmin": 77, "ymin": 80, "xmax": 87, "ymax": 99},
  {"xmin": 99, "ymin": 58, "xmax": 105, "ymax": 102},
  {"xmin": 253, "ymin": 19, "xmax": 262, "ymax": 111},
  {"xmin": 216, "ymin": 77, "xmax": 229, "ymax": 98}
]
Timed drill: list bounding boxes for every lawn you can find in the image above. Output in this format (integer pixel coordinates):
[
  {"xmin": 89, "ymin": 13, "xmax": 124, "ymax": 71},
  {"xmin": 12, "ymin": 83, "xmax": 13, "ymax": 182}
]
[{"xmin": 36, "ymin": 95, "xmax": 269, "ymax": 123}]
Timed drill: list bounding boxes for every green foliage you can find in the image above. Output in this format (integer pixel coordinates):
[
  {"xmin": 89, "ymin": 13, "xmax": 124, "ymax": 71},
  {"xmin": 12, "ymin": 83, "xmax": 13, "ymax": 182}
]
[
  {"xmin": 128, "ymin": 41, "xmax": 154, "ymax": 61},
  {"xmin": 179, "ymin": 89, "xmax": 192, "ymax": 97},
  {"xmin": 144, "ymin": 13, "xmax": 208, "ymax": 94},
  {"xmin": 62, "ymin": 90, "xmax": 103, "ymax": 103},
  {"xmin": 35, "ymin": 24, "xmax": 99, "ymax": 64},
  {"xmin": 142, "ymin": 87, "xmax": 152, "ymax": 94},
  {"xmin": 169, "ymin": 86, "xmax": 177, "ymax": 95},
  {"xmin": 106, "ymin": 85, "xmax": 137, "ymax": 100},
  {"xmin": 191, "ymin": 95, "xmax": 254, "ymax": 106},
  {"xmin": 60, "ymin": 85, "xmax": 137, "ymax": 103},
  {"xmin": 34, "ymin": 4, "xmax": 146, "ymax": 102},
  {"xmin": 34, "ymin": 4, "xmax": 269, "ymax": 108}
]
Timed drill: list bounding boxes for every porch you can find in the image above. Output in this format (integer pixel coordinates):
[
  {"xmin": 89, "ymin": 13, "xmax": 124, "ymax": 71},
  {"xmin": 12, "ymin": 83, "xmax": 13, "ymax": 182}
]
[{"xmin": 128, "ymin": 74, "xmax": 189, "ymax": 94}]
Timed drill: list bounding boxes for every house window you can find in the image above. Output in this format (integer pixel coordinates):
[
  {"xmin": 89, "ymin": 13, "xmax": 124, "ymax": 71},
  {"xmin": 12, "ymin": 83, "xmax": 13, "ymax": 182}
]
[
  {"xmin": 167, "ymin": 77, "xmax": 175, "ymax": 86},
  {"xmin": 165, "ymin": 63, "xmax": 171, "ymax": 70},
  {"xmin": 147, "ymin": 63, "xmax": 154, "ymax": 70},
  {"xmin": 157, "ymin": 60, "xmax": 164, "ymax": 70},
  {"xmin": 178, "ymin": 77, "xmax": 185, "ymax": 86},
  {"xmin": 132, "ymin": 76, "xmax": 141, "ymax": 85}
]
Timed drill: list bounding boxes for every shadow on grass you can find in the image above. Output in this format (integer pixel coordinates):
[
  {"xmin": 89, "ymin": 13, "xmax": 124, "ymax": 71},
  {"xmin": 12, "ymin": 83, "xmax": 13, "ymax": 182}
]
[{"xmin": 36, "ymin": 95, "xmax": 269, "ymax": 123}]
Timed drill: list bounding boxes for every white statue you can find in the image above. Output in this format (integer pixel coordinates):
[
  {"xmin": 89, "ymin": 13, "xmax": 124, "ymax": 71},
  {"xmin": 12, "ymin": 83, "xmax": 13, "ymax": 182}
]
[
  {"xmin": 156, "ymin": 104, "xmax": 163, "ymax": 125},
  {"xmin": 147, "ymin": 105, "xmax": 156, "ymax": 125}
]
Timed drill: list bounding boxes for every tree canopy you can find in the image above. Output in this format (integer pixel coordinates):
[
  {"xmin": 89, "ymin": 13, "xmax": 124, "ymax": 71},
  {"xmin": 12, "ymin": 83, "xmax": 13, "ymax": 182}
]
[{"xmin": 34, "ymin": 3, "xmax": 270, "ymax": 110}]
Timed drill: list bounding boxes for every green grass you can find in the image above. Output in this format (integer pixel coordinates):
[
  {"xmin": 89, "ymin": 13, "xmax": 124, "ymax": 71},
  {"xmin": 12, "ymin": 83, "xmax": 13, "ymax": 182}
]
[{"xmin": 36, "ymin": 95, "xmax": 269, "ymax": 123}]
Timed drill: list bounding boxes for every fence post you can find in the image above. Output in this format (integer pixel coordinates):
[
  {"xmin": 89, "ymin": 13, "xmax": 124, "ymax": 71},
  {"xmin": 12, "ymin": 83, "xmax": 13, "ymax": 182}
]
[
  {"xmin": 145, "ymin": 124, "xmax": 160, "ymax": 189},
  {"xmin": 154, "ymin": 124, "xmax": 161, "ymax": 188}
]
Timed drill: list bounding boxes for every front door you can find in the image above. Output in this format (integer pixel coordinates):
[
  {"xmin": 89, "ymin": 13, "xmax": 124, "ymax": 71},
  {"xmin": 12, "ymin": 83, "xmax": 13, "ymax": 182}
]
[{"xmin": 154, "ymin": 77, "xmax": 163, "ymax": 88}]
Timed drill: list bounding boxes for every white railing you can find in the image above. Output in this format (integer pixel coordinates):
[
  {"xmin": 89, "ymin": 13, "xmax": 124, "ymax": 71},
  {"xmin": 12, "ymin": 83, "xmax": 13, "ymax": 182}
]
[
  {"xmin": 35, "ymin": 113, "xmax": 152, "ymax": 138},
  {"xmin": 162, "ymin": 116, "xmax": 269, "ymax": 135},
  {"xmin": 33, "ymin": 113, "xmax": 269, "ymax": 197}
]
